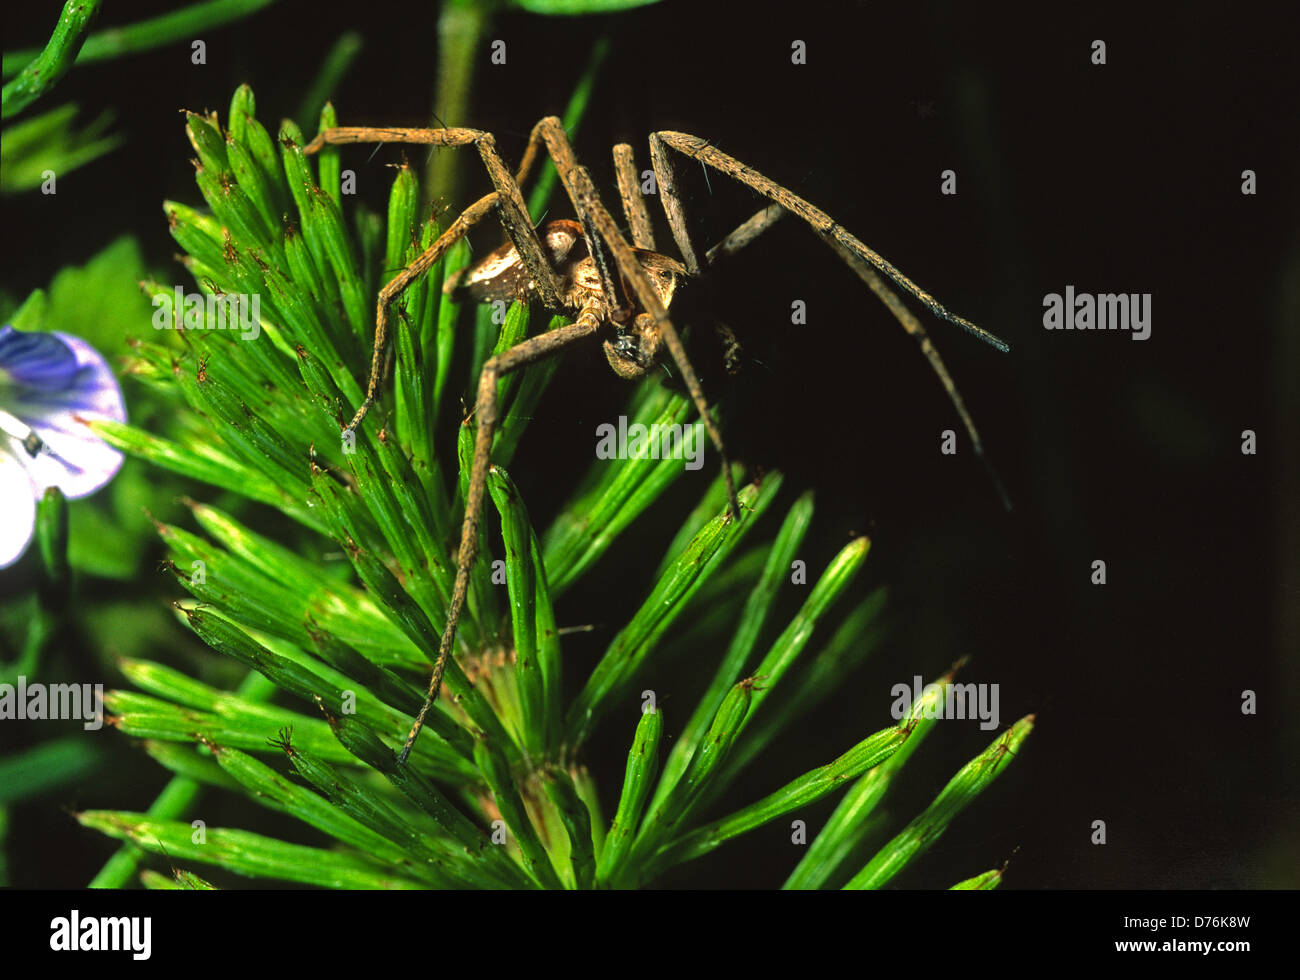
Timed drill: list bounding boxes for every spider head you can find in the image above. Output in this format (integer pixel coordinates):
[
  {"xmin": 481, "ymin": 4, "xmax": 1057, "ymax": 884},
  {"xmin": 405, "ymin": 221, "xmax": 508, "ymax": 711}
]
[
  {"xmin": 625, "ymin": 249, "xmax": 686, "ymax": 311},
  {"xmin": 601, "ymin": 250, "xmax": 686, "ymax": 378}
]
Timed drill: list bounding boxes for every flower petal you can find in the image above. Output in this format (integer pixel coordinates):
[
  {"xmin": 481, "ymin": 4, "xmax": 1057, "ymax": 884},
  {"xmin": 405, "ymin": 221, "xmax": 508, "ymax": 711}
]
[
  {"xmin": 9, "ymin": 411, "xmax": 125, "ymax": 499},
  {"xmin": 3, "ymin": 328, "xmax": 126, "ymax": 499},
  {"xmin": 0, "ymin": 324, "xmax": 78, "ymax": 390},
  {"xmin": 0, "ymin": 451, "xmax": 38, "ymax": 568}
]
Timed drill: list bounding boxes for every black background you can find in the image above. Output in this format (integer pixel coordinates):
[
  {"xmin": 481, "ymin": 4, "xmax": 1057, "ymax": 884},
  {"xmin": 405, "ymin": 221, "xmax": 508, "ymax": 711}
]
[{"xmin": 3, "ymin": 0, "xmax": 1295, "ymax": 891}]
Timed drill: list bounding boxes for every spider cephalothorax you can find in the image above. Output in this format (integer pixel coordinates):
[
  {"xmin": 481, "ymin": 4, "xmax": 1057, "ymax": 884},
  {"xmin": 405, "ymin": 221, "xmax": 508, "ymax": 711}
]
[
  {"xmin": 444, "ymin": 217, "xmax": 686, "ymax": 378},
  {"xmin": 600, "ymin": 251, "xmax": 688, "ymax": 378}
]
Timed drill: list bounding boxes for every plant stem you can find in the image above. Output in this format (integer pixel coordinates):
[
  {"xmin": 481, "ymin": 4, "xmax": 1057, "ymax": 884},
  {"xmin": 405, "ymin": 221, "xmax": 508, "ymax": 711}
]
[
  {"xmin": 2, "ymin": 0, "xmax": 101, "ymax": 119},
  {"xmin": 423, "ymin": 0, "xmax": 494, "ymax": 212}
]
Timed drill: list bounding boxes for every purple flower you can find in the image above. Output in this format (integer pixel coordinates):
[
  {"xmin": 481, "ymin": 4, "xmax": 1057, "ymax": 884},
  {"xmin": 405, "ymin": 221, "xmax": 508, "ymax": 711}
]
[{"xmin": 0, "ymin": 325, "xmax": 126, "ymax": 568}]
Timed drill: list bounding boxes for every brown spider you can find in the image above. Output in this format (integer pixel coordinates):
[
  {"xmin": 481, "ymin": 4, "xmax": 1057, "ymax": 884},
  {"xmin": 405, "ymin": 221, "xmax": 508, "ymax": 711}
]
[{"xmin": 303, "ymin": 116, "xmax": 1010, "ymax": 764}]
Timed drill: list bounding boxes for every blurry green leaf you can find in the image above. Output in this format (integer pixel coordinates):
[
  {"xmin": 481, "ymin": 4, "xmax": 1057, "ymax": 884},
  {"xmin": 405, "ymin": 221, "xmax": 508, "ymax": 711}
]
[
  {"xmin": 35, "ymin": 486, "xmax": 69, "ymax": 598},
  {"xmin": 43, "ymin": 235, "xmax": 151, "ymax": 356},
  {"xmin": 512, "ymin": 0, "xmax": 662, "ymax": 13},
  {"xmin": 0, "ymin": 736, "xmax": 111, "ymax": 806},
  {"xmin": 294, "ymin": 32, "xmax": 363, "ymax": 130},
  {"xmin": 4, "ymin": 288, "xmax": 46, "ymax": 330},
  {"xmin": 0, "ymin": 103, "xmax": 123, "ymax": 193}
]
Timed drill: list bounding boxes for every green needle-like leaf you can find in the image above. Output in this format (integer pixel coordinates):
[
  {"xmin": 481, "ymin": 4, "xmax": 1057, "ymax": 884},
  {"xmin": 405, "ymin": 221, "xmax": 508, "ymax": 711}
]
[
  {"xmin": 77, "ymin": 812, "xmax": 424, "ymax": 889},
  {"xmin": 651, "ymin": 490, "xmax": 814, "ymax": 812},
  {"xmin": 784, "ymin": 665, "xmax": 950, "ymax": 889},
  {"xmin": 597, "ymin": 706, "xmax": 662, "ymax": 884},
  {"xmin": 273, "ymin": 732, "xmax": 482, "ymax": 888},
  {"xmin": 208, "ymin": 743, "xmax": 445, "ymax": 881},
  {"xmin": 89, "ymin": 419, "xmax": 303, "ymax": 521},
  {"xmin": 542, "ymin": 386, "xmax": 708, "ymax": 594},
  {"xmin": 541, "ymin": 766, "xmax": 598, "ymax": 889},
  {"xmin": 845, "ymin": 715, "xmax": 1035, "ymax": 889},
  {"xmin": 565, "ymin": 476, "xmax": 782, "ymax": 748},
  {"xmin": 141, "ymin": 868, "xmax": 217, "ymax": 890},
  {"xmin": 951, "ymin": 868, "xmax": 1004, "ymax": 890},
  {"xmin": 471, "ymin": 740, "xmax": 563, "ymax": 889},
  {"xmin": 649, "ymin": 723, "xmax": 910, "ymax": 879},
  {"xmin": 513, "ymin": 1, "xmax": 663, "ymax": 16},
  {"xmin": 488, "ymin": 466, "xmax": 549, "ymax": 753},
  {"xmin": 743, "ymin": 536, "xmax": 871, "ymax": 725},
  {"xmin": 616, "ymin": 680, "xmax": 752, "ymax": 884}
]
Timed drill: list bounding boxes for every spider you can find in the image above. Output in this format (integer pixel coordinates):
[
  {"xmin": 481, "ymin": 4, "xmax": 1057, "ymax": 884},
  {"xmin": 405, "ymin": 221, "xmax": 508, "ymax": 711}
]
[{"xmin": 303, "ymin": 116, "xmax": 1010, "ymax": 764}]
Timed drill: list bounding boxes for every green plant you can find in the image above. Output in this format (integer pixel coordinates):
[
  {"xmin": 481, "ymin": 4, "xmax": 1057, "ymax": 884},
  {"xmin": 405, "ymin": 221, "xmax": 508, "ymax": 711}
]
[
  {"xmin": 76, "ymin": 79, "xmax": 1030, "ymax": 890},
  {"xmin": 2, "ymin": 1, "xmax": 285, "ymax": 192}
]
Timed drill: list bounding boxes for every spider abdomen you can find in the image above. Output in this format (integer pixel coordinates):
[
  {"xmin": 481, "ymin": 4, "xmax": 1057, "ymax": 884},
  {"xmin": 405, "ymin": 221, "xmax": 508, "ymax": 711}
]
[{"xmin": 443, "ymin": 218, "xmax": 587, "ymax": 304}]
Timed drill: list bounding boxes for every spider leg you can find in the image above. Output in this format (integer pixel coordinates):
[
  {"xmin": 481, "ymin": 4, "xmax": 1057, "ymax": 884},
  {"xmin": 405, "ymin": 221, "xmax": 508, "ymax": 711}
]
[
  {"xmin": 399, "ymin": 312, "xmax": 603, "ymax": 763},
  {"xmin": 829, "ymin": 237, "xmax": 1013, "ymax": 510},
  {"xmin": 612, "ymin": 144, "xmax": 656, "ymax": 250},
  {"xmin": 346, "ymin": 195, "xmax": 492, "ymax": 432},
  {"xmin": 696, "ymin": 204, "xmax": 791, "ymax": 376},
  {"xmin": 655, "ymin": 131, "xmax": 1010, "ymax": 352},
  {"xmin": 626, "ymin": 136, "xmax": 786, "ymax": 375},
  {"xmin": 308, "ymin": 124, "xmax": 564, "ymax": 307},
  {"xmin": 303, "ymin": 126, "xmax": 478, "ymax": 153},
  {"xmin": 654, "ymin": 131, "xmax": 1012, "ymax": 509},
  {"xmin": 529, "ymin": 117, "xmax": 741, "ymax": 518},
  {"xmin": 304, "ymin": 124, "xmax": 568, "ymax": 431},
  {"xmin": 648, "ymin": 133, "xmax": 703, "ymax": 275},
  {"xmin": 624, "ymin": 142, "xmax": 787, "ymax": 267},
  {"xmin": 705, "ymin": 204, "xmax": 786, "ymax": 267},
  {"xmin": 306, "ymin": 123, "xmax": 604, "ymax": 759},
  {"xmin": 472, "ymin": 131, "xmax": 566, "ymax": 309}
]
